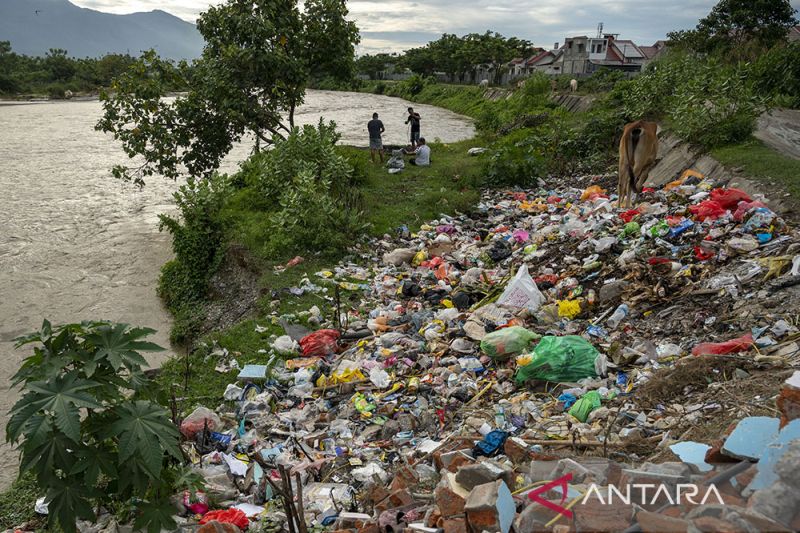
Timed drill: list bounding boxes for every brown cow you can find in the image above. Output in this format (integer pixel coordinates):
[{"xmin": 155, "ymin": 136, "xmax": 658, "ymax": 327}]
[{"xmin": 618, "ymin": 120, "xmax": 658, "ymax": 209}]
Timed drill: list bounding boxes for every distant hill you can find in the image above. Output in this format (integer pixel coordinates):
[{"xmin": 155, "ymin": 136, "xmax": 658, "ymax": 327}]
[{"xmin": 0, "ymin": 0, "xmax": 204, "ymax": 60}]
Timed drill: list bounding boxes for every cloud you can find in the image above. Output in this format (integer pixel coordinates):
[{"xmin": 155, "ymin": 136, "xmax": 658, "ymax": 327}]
[{"xmin": 71, "ymin": 0, "xmax": 800, "ymax": 52}]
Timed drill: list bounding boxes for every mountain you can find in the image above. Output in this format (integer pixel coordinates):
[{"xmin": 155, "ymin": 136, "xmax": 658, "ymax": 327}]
[{"xmin": 0, "ymin": 0, "xmax": 204, "ymax": 60}]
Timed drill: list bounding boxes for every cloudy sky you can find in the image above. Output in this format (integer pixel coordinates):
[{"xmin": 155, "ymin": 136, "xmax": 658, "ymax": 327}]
[{"xmin": 72, "ymin": 0, "xmax": 800, "ymax": 54}]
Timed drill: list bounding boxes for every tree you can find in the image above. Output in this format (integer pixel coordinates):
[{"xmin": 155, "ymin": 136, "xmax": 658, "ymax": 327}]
[
  {"xmin": 45, "ymin": 48, "xmax": 76, "ymax": 82},
  {"xmin": 669, "ymin": 0, "xmax": 798, "ymax": 57},
  {"xmin": 97, "ymin": 0, "xmax": 360, "ymax": 185}
]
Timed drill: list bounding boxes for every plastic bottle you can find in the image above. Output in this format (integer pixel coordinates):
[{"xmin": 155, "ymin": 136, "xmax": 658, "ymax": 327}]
[{"xmin": 607, "ymin": 304, "xmax": 629, "ymax": 329}]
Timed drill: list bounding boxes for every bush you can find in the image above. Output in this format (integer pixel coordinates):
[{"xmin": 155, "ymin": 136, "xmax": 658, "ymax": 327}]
[
  {"xmin": 243, "ymin": 121, "xmax": 366, "ymax": 255},
  {"xmin": 157, "ymin": 174, "xmax": 229, "ymax": 340},
  {"xmin": 6, "ymin": 320, "xmax": 197, "ymax": 533},
  {"xmin": 751, "ymin": 41, "xmax": 800, "ymax": 109},
  {"xmin": 373, "ymin": 81, "xmax": 386, "ymax": 94},
  {"xmin": 613, "ymin": 51, "xmax": 765, "ymax": 148}
]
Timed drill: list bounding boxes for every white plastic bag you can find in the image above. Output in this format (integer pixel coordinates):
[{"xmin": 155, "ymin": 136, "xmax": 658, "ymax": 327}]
[{"xmin": 496, "ymin": 264, "xmax": 545, "ymax": 311}]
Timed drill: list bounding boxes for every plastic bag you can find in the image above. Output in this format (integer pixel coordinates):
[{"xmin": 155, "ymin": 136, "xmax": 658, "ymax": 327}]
[
  {"xmin": 710, "ymin": 188, "xmax": 751, "ymax": 210},
  {"xmin": 480, "ymin": 326, "xmax": 540, "ymax": 359},
  {"xmin": 272, "ymin": 335, "xmax": 299, "ymax": 355},
  {"xmin": 568, "ymin": 391, "xmax": 601, "ymax": 422},
  {"xmin": 619, "ymin": 209, "xmax": 640, "ymax": 223},
  {"xmin": 299, "ymin": 329, "xmax": 340, "ymax": 357},
  {"xmin": 580, "ymin": 185, "xmax": 606, "ymax": 202},
  {"xmin": 689, "ymin": 200, "xmax": 726, "ymax": 221},
  {"xmin": 496, "ymin": 264, "xmax": 545, "ymax": 311},
  {"xmin": 557, "ymin": 300, "xmax": 581, "ymax": 319},
  {"xmin": 199, "ymin": 509, "xmax": 249, "ymax": 529},
  {"xmin": 691, "ymin": 333, "xmax": 753, "ymax": 356},
  {"xmin": 743, "ymin": 207, "xmax": 777, "ymax": 233},
  {"xmin": 733, "ymin": 200, "xmax": 768, "ymax": 222},
  {"xmin": 180, "ymin": 406, "xmax": 222, "ymax": 439},
  {"xmin": 515, "ymin": 336, "xmax": 600, "ymax": 383}
]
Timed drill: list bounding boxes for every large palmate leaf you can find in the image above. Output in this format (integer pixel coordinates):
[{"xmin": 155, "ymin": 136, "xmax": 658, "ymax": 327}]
[
  {"xmin": 84, "ymin": 323, "xmax": 163, "ymax": 372},
  {"xmin": 45, "ymin": 480, "xmax": 97, "ymax": 533},
  {"xmin": 19, "ymin": 432, "xmax": 74, "ymax": 481},
  {"xmin": 104, "ymin": 401, "xmax": 181, "ymax": 475},
  {"xmin": 133, "ymin": 500, "xmax": 178, "ymax": 533},
  {"xmin": 69, "ymin": 446, "xmax": 118, "ymax": 486},
  {"xmin": 23, "ymin": 374, "xmax": 102, "ymax": 442}
]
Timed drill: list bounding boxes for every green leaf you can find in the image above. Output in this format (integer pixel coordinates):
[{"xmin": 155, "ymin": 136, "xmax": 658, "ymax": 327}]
[
  {"xmin": 84, "ymin": 323, "xmax": 163, "ymax": 372},
  {"xmin": 104, "ymin": 401, "xmax": 181, "ymax": 472},
  {"xmin": 24, "ymin": 374, "xmax": 102, "ymax": 442},
  {"xmin": 6, "ymin": 392, "xmax": 43, "ymax": 443},
  {"xmin": 133, "ymin": 500, "xmax": 177, "ymax": 533},
  {"xmin": 45, "ymin": 480, "xmax": 97, "ymax": 533}
]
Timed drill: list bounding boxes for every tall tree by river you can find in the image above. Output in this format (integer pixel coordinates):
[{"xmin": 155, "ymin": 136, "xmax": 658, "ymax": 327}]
[{"xmin": 97, "ymin": 0, "xmax": 360, "ymax": 186}]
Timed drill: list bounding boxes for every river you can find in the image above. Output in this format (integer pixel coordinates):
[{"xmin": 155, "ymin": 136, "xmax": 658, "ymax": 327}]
[{"xmin": 0, "ymin": 89, "xmax": 474, "ymax": 489}]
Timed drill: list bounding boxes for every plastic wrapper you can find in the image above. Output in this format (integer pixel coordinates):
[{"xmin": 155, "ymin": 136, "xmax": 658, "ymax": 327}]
[
  {"xmin": 272, "ymin": 335, "xmax": 299, "ymax": 355},
  {"xmin": 180, "ymin": 406, "xmax": 222, "ymax": 439},
  {"xmin": 480, "ymin": 326, "xmax": 540, "ymax": 359},
  {"xmin": 299, "ymin": 329, "xmax": 340, "ymax": 357},
  {"xmin": 515, "ymin": 335, "xmax": 600, "ymax": 383},
  {"xmin": 710, "ymin": 188, "xmax": 751, "ymax": 210},
  {"xmin": 691, "ymin": 333, "xmax": 754, "ymax": 356}
]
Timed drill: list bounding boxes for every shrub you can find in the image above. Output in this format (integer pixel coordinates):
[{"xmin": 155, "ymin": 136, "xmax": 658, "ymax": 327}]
[
  {"xmin": 6, "ymin": 321, "xmax": 197, "ymax": 533},
  {"xmin": 373, "ymin": 81, "xmax": 386, "ymax": 94},
  {"xmin": 244, "ymin": 121, "xmax": 366, "ymax": 255},
  {"xmin": 157, "ymin": 174, "xmax": 229, "ymax": 344},
  {"xmin": 750, "ymin": 41, "xmax": 800, "ymax": 109}
]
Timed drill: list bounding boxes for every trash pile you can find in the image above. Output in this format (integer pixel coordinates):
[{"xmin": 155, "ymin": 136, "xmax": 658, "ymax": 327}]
[{"xmin": 171, "ymin": 171, "xmax": 800, "ymax": 532}]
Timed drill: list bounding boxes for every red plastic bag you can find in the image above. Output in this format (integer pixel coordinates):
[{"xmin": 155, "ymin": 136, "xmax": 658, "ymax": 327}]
[
  {"xmin": 691, "ymin": 333, "xmax": 753, "ymax": 356},
  {"xmin": 694, "ymin": 246, "xmax": 715, "ymax": 261},
  {"xmin": 689, "ymin": 200, "xmax": 726, "ymax": 222},
  {"xmin": 733, "ymin": 200, "xmax": 768, "ymax": 222},
  {"xmin": 710, "ymin": 188, "xmax": 751, "ymax": 210},
  {"xmin": 620, "ymin": 209, "xmax": 641, "ymax": 223},
  {"xmin": 199, "ymin": 509, "xmax": 249, "ymax": 529},
  {"xmin": 299, "ymin": 329, "xmax": 340, "ymax": 357}
]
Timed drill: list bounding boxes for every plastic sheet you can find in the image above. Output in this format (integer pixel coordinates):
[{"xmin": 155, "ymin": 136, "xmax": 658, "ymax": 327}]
[
  {"xmin": 299, "ymin": 329, "xmax": 340, "ymax": 357},
  {"xmin": 691, "ymin": 333, "xmax": 754, "ymax": 356}
]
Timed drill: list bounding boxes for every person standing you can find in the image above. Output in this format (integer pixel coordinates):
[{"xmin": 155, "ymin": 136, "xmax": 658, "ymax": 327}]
[
  {"xmin": 367, "ymin": 112, "xmax": 385, "ymax": 163},
  {"xmin": 405, "ymin": 107, "xmax": 421, "ymax": 148}
]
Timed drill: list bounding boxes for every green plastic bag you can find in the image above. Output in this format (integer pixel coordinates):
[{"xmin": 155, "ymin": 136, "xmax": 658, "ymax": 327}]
[
  {"xmin": 515, "ymin": 335, "xmax": 600, "ymax": 383},
  {"xmin": 480, "ymin": 327, "xmax": 540, "ymax": 359},
  {"xmin": 568, "ymin": 391, "xmax": 601, "ymax": 422}
]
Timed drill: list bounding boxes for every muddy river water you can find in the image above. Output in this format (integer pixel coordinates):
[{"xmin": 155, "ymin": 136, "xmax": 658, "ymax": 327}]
[{"xmin": 0, "ymin": 90, "xmax": 474, "ymax": 488}]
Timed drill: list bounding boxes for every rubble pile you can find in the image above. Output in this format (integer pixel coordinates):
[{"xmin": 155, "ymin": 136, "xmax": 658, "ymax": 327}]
[{"xmin": 173, "ymin": 171, "xmax": 800, "ymax": 532}]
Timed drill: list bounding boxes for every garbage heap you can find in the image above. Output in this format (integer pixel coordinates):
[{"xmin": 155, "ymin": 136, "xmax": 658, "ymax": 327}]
[{"xmin": 176, "ymin": 172, "xmax": 800, "ymax": 533}]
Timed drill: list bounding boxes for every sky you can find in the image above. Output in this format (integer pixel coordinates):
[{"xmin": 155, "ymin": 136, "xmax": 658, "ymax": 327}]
[{"xmin": 72, "ymin": 0, "xmax": 800, "ymax": 54}]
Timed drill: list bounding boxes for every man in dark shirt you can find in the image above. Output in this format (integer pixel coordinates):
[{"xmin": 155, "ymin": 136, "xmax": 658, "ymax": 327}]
[
  {"xmin": 405, "ymin": 107, "xmax": 421, "ymax": 148},
  {"xmin": 367, "ymin": 112, "xmax": 385, "ymax": 163}
]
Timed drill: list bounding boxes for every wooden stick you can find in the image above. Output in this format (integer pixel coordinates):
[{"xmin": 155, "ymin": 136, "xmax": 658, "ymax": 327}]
[{"xmin": 294, "ymin": 471, "xmax": 308, "ymax": 533}]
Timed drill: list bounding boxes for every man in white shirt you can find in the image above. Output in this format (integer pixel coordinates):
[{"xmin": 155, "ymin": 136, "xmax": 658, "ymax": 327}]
[{"xmin": 408, "ymin": 137, "xmax": 431, "ymax": 167}]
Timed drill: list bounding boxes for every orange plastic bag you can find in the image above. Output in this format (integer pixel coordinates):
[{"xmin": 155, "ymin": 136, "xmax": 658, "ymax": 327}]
[{"xmin": 580, "ymin": 185, "xmax": 606, "ymax": 202}]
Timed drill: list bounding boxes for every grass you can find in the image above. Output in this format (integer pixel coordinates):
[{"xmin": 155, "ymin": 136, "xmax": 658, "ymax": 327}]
[
  {"xmin": 0, "ymin": 474, "xmax": 43, "ymax": 530},
  {"xmin": 153, "ymin": 135, "xmax": 488, "ymax": 409},
  {"xmin": 711, "ymin": 137, "xmax": 800, "ymax": 203}
]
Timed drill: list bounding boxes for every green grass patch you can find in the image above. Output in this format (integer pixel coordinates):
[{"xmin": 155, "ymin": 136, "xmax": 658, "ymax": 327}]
[
  {"xmin": 711, "ymin": 138, "xmax": 800, "ymax": 201},
  {"xmin": 0, "ymin": 473, "xmax": 42, "ymax": 530}
]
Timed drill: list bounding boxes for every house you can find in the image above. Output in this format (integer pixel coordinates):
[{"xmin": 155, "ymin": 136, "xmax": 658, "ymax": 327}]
[
  {"xmin": 789, "ymin": 25, "xmax": 800, "ymax": 42},
  {"xmin": 526, "ymin": 47, "xmax": 563, "ymax": 75},
  {"xmin": 556, "ymin": 33, "xmax": 667, "ymax": 75}
]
